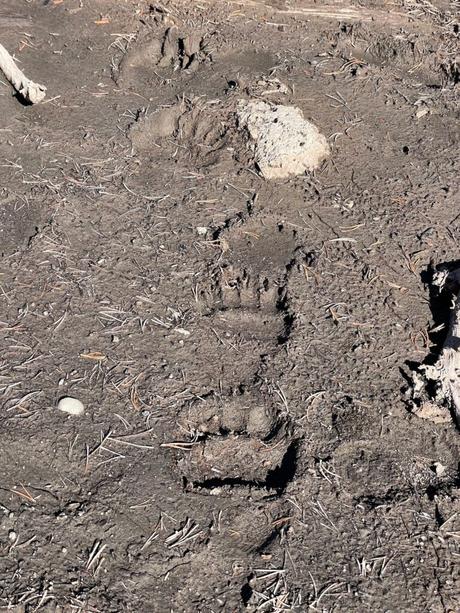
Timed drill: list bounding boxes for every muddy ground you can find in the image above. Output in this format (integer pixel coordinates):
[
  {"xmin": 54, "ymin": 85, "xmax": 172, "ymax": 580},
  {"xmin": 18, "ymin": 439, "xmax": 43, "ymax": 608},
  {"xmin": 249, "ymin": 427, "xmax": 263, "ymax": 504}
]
[{"xmin": 0, "ymin": 0, "xmax": 459, "ymax": 611}]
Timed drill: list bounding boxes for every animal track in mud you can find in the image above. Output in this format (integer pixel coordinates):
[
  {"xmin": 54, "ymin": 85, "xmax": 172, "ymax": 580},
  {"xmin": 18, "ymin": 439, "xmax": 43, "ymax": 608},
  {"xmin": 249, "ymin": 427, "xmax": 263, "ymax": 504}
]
[
  {"xmin": 171, "ymin": 263, "xmax": 297, "ymax": 491},
  {"xmin": 332, "ymin": 438, "xmax": 459, "ymax": 506},
  {"xmin": 214, "ymin": 213, "xmax": 300, "ymax": 274},
  {"xmin": 174, "ymin": 391, "xmax": 296, "ymax": 492},
  {"xmin": 158, "ymin": 27, "xmax": 206, "ymax": 71},
  {"xmin": 167, "ymin": 215, "xmax": 301, "ymax": 493},
  {"xmin": 180, "ymin": 438, "xmax": 299, "ymax": 495},
  {"xmin": 116, "ymin": 27, "xmax": 211, "ymax": 87},
  {"xmin": 182, "ymin": 392, "xmax": 280, "ymax": 439},
  {"xmin": 201, "ymin": 265, "xmax": 294, "ymax": 346},
  {"xmin": 129, "ymin": 98, "xmax": 234, "ymax": 169},
  {"xmin": 328, "ymin": 23, "xmax": 457, "ymax": 86},
  {"xmin": 169, "ymin": 503, "xmax": 291, "ymax": 610}
]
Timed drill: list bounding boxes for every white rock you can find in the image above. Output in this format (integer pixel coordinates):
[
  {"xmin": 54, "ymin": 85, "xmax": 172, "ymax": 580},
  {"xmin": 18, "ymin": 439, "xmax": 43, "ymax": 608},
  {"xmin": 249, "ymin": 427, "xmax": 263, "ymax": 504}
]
[
  {"xmin": 175, "ymin": 327, "xmax": 191, "ymax": 336},
  {"xmin": 57, "ymin": 396, "xmax": 85, "ymax": 416},
  {"xmin": 416, "ymin": 108, "xmax": 429, "ymax": 119},
  {"xmin": 433, "ymin": 461, "xmax": 446, "ymax": 477},
  {"xmin": 237, "ymin": 100, "xmax": 330, "ymax": 179}
]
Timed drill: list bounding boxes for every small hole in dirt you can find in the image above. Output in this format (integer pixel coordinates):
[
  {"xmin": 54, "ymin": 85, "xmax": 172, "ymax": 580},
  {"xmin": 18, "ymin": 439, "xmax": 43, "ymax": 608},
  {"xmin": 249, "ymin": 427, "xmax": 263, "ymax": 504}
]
[
  {"xmin": 273, "ymin": 118, "xmax": 278, "ymax": 123},
  {"xmin": 277, "ymin": 311, "xmax": 295, "ymax": 344},
  {"xmin": 241, "ymin": 576, "xmax": 254, "ymax": 604},
  {"xmin": 402, "ymin": 146, "xmax": 409, "ymax": 155},
  {"xmin": 265, "ymin": 441, "xmax": 298, "ymax": 492},
  {"xmin": 453, "ymin": 24, "xmax": 459, "ymax": 34},
  {"xmin": 299, "ymin": 141, "xmax": 305, "ymax": 147},
  {"xmin": 227, "ymin": 79, "xmax": 238, "ymax": 89},
  {"xmin": 434, "ymin": 504, "xmax": 444, "ymax": 526}
]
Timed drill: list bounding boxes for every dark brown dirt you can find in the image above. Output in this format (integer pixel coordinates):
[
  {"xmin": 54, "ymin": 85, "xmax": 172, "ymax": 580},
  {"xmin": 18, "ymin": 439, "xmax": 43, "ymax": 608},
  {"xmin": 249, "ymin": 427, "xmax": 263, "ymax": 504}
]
[{"xmin": 0, "ymin": 0, "xmax": 459, "ymax": 611}]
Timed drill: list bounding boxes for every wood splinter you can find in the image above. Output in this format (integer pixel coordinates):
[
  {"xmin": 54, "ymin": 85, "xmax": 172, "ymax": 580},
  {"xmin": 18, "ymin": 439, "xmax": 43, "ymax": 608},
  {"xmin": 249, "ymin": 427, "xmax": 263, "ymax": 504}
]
[
  {"xmin": 413, "ymin": 267, "xmax": 460, "ymax": 426},
  {"xmin": 0, "ymin": 42, "xmax": 46, "ymax": 104}
]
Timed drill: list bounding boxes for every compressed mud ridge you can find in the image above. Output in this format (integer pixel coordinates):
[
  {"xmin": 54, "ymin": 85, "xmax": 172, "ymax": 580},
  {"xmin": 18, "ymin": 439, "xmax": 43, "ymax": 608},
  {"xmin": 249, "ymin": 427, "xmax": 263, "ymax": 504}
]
[{"xmin": 0, "ymin": 1, "xmax": 459, "ymax": 612}]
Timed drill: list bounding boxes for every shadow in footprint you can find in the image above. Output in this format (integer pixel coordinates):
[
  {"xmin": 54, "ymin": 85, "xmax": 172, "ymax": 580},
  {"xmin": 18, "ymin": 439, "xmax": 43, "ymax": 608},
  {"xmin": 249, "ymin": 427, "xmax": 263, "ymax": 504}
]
[{"xmin": 265, "ymin": 440, "xmax": 299, "ymax": 493}]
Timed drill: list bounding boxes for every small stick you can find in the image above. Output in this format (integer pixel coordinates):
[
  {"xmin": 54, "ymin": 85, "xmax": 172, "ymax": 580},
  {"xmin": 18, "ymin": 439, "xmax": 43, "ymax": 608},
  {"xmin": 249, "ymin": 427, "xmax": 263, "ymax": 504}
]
[{"xmin": 0, "ymin": 43, "xmax": 46, "ymax": 103}]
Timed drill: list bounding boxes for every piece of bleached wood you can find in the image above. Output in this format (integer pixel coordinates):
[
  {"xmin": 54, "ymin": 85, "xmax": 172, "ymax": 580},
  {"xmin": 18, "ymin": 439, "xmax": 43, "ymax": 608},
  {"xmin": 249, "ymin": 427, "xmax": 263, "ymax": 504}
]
[
  {"xmin": 421, "ymin": 268, "xmax": 460, "ymax": 426},
  {"xmin": 0, "ymin": 42, "xmax": 46, "ymax": 104},
  {"xmin": 195, "ymin": 0, "xmax": 413, "ymax": 28}
]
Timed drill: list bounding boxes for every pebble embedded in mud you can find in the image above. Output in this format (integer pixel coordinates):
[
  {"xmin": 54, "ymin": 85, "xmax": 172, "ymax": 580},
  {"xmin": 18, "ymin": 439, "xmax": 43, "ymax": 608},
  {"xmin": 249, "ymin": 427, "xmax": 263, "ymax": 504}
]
[
  {"xmin": 8, "ymin": 530, "xmax": 17, "ymax": 542},
  {"xmin": 432, "ymin": 461, "xmax": 446, "ymax": 476},
  {"xmin": 57, "ymin": 397, "xmax": 85, "ymax": 416}
]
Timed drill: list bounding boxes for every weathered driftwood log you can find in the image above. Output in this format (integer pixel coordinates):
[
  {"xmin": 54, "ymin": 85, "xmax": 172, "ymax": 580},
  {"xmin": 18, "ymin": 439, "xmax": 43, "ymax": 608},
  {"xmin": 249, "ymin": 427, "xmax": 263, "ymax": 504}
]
[
  {"xmin": 0, "ymin": 42, "xmax": 46, "ymax": 104},
  {"xmin": 413, "ymin": 268, "xmax": 460, "ymax": 426},
  {"xmin": 196, "ymin": 0, "xmax": 415, "ymax": 28}
]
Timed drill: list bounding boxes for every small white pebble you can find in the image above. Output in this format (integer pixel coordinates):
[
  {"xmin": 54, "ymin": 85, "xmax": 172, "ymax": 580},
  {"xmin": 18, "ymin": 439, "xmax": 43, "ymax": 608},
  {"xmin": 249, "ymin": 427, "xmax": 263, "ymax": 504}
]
[
  {"xmin": 433, "ymin": 461, "xmax": 446, "ymax": 476},
  {"xmin": 57, "ymin": 397, "xmax": 85, "ymax": 416},
  {"xmin": 8, "ymin": 530, "xmax": 17, "ymax": 542},
  {"xmin": 196, "ymin": 226, "xmax": 208, "ymax": 236},
  {"xmin": 416, "ymin": 108, "xmax": 429, "ymax": 119},
  {"xmin": 175, "ymin": 328, "xmax": 190, "ymax": 336}
]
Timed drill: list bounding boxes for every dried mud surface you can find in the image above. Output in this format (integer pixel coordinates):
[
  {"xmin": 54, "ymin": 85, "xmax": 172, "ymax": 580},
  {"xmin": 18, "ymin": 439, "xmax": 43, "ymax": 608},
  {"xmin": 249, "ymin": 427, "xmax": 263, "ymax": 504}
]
[{"xmin": 0, "ymin": 0, "xmax": 459, "ymax": 611}]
